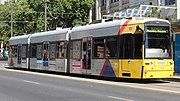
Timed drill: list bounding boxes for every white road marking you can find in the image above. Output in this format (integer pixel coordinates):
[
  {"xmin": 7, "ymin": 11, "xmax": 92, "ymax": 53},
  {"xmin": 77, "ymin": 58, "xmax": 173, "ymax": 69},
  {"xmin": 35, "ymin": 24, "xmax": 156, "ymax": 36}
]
[
  {"xmin": 108, "ymin": 96, "xmax": 134, "ymax": 101},
  {"xmin": 23, "ymin": 80, "xmax": 40, "ymax": 85}
]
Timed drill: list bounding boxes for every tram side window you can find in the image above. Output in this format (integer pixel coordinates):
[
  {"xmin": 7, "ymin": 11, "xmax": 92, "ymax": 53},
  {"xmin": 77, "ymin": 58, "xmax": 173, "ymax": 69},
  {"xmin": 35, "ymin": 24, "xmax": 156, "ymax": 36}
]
[
  {"xmin": 133, "ymin": 34, "xmax": 142, "ymax": 59},
  {"xmin": 120, "ymin": 34, "xmax": 142, "ymax": 59},
  {"xmin": 93, "ymin": 38, "xmax": 105, "ymax": 58},
  {"xmin": 106, "ymin": 37, "xmax": 118, "ymax": 58},
  {"xmin": 56, "ymin": 41, "xmax": 66, "ymax": 58},
  {"xmin": 37, "ymin": 44, "xmax": 42, "ymax": 59},
  {"xmin": 119, "ymin": 36, "xmax": 123, "ymax": 59},
  {"xmin": 31, "ymin": 44, "xmax": 37, "ymax": 58},
  {"xmin": 123, "ymin": 35, "xmax": 133, "ymax": 59},
  {"xmin": 49, "ymin": 43, "xmax": 56, "ymax": 60},
  {"xmin": 22, "ymin": 45, "xmax": 27, "ymax": 59},
  {"xmin": 72, "ymin": 40, "xmax": 81, "ymax": 59}
]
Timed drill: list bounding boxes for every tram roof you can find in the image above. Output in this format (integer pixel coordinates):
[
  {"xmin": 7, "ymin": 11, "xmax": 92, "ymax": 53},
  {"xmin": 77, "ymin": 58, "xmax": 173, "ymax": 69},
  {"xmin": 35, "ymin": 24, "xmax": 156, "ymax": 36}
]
[
  {"xmin": 71, "ymin": 19, "xmax": 126, "ymax": 33},
  {"xmin": 9, "ymin": 34, "xmax": 31, "ymax": 45},
  {"xmin": 71, "ymin": 18, "xmax": 170, "ymax": 33},
  {"xmin": 30, "ymin": 28, "xmax": 70, "ymax": 43},
  {"xmin": 30, "ymin": 28, "xmax": 70, "ymax": 38}
]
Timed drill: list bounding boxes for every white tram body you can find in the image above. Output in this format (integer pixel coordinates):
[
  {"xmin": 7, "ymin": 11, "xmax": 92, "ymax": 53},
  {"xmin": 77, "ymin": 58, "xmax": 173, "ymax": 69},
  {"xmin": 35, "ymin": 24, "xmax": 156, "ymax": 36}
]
[
  {"xmin": 69, "ymin": 20, "xmax": 125, "ymax": 75},
  {"xmin": 8, "ymin": 18, "xmax": 174, "ymax": 79},
  {"xmin": 29, "ymin": 28, "xmax": 70, "ymax": 72},
  {"xmin": 9, "ymin": 34, "xmax": 31, "ymax": 69}
]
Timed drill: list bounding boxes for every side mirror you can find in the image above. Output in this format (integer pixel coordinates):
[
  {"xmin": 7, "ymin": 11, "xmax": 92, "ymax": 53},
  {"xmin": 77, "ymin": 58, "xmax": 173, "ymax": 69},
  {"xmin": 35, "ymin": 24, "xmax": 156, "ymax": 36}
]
[
  {"xmin": 136, "ymin": 25, "xmax": 145, "ymax": 42},
  {"xmin": 171, "ymin": 30, "xmax": 175, "ymax": 42}
]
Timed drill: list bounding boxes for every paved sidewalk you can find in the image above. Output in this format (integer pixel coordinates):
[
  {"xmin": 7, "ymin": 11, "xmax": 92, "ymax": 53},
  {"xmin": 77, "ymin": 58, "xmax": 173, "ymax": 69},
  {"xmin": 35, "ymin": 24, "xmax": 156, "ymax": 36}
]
[
  {"xmin": 166, "ymin": 76, "xmax": 180, "ymax": 82},
  {"xmin": 0, "ymin": 60, "xmax": 8, "ymax": 68},
  {"xmin": 164, "ymin": 73, "xmax": 180, "ymax": 82}
]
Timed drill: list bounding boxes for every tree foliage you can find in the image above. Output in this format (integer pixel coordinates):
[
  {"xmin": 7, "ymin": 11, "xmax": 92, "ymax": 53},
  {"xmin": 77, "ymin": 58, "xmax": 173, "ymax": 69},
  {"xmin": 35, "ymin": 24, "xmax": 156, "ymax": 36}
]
[{"xmin": 0, "ymin": 0, "xmax": 94, "ymax": 42}]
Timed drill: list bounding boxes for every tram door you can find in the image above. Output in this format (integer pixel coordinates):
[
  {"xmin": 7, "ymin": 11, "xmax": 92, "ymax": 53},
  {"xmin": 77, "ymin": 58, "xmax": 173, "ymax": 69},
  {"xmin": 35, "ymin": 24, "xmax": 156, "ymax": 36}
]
[
  {"xmin": 17, "ymin": 45, "xmax": 22, "ymax": 65},
  {"xmin": 82, "ymin": 37, "xmax": 92, "ymax": 74},
  {"xmin": 43, "ymin": 42, "xmax": 49, "ymax": 68}
]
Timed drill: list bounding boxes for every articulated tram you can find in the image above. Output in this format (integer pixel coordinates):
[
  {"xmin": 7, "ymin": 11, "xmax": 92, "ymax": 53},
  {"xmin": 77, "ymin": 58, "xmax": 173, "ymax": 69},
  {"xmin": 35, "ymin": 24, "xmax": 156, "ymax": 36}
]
[{"xmin": 8, "ymin": 17, "xmax": 174, "ymax": 79}]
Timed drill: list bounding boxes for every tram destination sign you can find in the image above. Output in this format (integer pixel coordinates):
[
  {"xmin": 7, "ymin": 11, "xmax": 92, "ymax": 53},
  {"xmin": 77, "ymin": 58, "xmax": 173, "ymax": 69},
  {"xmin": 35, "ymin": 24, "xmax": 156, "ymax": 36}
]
[{"xmin": 147, "ymin": 26, "xmax": 169, "ymax": 33}]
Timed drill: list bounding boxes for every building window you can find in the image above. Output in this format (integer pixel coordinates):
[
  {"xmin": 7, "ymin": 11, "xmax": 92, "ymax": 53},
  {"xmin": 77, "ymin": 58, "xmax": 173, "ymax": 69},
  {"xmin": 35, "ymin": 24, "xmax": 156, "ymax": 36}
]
[
  {"xmin": 165, "ymin": 0, "xmax": 175, "ymax": 5},
  {"xmin": 102, "ymin": 0, "xmax": 106, "ymax": 6},
  {"xmin": 149, "ymin": 2, "xmax": 152, "ymax": 5},
  {"xmin": 114, "ymin": 0, "xmax": 119, "ymax": 2}
]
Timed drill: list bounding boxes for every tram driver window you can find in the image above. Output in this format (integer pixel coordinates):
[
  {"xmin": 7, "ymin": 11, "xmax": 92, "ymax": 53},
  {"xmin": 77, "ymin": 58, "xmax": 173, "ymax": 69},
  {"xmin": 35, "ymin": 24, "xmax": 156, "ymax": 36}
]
[{"xmin": 93, "ymin": 38, "xmax": 105, "ymax": 58}]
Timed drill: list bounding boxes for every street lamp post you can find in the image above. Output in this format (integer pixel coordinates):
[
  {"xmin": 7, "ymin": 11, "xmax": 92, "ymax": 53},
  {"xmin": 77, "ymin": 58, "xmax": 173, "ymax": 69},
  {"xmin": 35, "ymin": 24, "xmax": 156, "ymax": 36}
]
[
  {"xmin": 10, "ymin": 0, "xmax": 13, "ymax": 37},
  {"xmin": 44, "ymin": 0, "xmax": 47, "ymax": 31}
]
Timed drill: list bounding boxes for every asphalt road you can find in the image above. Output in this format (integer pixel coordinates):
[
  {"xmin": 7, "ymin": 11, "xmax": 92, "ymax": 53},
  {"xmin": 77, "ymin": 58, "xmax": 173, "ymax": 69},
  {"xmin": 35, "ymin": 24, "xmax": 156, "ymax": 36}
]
[{"xmin": 0, "ymin": 67, "xmax": 180, "ymax": 101}]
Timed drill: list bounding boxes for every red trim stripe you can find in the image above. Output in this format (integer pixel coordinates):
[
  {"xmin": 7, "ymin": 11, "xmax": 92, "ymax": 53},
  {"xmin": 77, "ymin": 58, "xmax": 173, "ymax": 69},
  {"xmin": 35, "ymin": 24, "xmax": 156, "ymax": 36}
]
[
  {"xmin": 118, "ymin": 19, "xmax": 131, "ymax": 35},
  {"xmin": 100, "ymin": 59, "xmax": 108, "ymax": 76}
]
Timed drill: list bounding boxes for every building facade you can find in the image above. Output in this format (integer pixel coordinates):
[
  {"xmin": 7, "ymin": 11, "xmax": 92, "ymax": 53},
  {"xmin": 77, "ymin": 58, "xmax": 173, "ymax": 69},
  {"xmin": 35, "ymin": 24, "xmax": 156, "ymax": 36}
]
[
  {"xmin": 0, "ymin": 0, "xmax": 19, "ymax": 4},
  {"xmin": 93, "ymin": 0, "xmax": 179, "ymax": 21},
  {"xmin": 0, "ymin": 0, "xmax": 6, "ymax": 4}
]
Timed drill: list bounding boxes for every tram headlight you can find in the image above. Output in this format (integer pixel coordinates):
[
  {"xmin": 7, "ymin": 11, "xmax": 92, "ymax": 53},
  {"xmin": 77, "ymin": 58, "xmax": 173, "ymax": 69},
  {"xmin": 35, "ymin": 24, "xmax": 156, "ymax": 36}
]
[{"xmin": 149, "ymin": 62, "xmax": 153, "ymax": 65}]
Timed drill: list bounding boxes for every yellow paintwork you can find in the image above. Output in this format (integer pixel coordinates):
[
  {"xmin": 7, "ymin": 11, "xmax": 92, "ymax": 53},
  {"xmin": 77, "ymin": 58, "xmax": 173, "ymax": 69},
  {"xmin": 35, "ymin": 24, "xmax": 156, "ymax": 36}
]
[
  {"xmin": 121, "ymin": 23, "xmax": 144, "ymax": 34},
  {"xmin": 110, "ymin": 59, "xmax": 174, "ymax": 79},
  {"xmin": 142, "ymin": 71, "xmax": 173, "ymax": 79},
  {"xmin": 142, "ymin": 59, "xmax": 174, "ymax": 79},
  {"xmin": 106, "ymin": 18, "xmax": 174, "ymax": 79},
  {"xmin": 120, "ymin": 59, "xmax": 143, "ymax": 79},
  {"xmin": 109, "ymin": 59, "xmax": 119, "ymax": 77}
]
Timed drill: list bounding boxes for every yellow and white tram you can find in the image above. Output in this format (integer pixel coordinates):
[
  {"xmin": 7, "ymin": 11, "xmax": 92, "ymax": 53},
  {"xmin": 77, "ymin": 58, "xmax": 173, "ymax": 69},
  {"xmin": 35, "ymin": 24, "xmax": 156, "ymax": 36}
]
[{"xmin": 8, "ymin": 17, "xmax": 174, "ymax": 79}]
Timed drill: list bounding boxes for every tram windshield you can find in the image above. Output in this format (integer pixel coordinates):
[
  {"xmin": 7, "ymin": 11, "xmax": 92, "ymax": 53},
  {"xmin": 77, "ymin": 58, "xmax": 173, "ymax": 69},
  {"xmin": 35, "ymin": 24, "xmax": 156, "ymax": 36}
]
[{"xmin": 145, "ymin": 26, "xmax": 171, "ymax": 59}]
